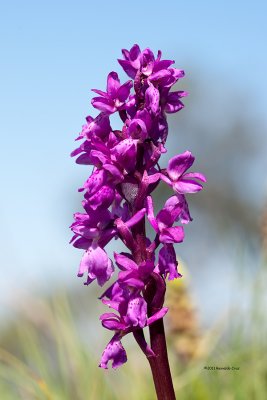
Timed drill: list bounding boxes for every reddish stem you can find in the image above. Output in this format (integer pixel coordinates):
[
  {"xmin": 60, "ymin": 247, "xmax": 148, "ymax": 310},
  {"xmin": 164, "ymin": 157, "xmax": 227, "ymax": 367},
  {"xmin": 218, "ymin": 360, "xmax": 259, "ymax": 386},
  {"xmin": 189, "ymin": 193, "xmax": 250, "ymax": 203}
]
[
  {"xmin": 148, "ymin": 319, "xmax": 176, "ymax": 400},
  {"xmin": 144, "ymin": 276, "xmax": 176, "ymax": 400}
]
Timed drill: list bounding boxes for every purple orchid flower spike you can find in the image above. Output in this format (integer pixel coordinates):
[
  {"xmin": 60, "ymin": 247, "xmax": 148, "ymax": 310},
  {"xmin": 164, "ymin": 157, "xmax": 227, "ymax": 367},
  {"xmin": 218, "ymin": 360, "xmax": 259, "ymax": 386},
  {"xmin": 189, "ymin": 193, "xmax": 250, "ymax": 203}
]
[{"xmin": 70, "ymin": 44, "xmax": 206, "ymax": 400}]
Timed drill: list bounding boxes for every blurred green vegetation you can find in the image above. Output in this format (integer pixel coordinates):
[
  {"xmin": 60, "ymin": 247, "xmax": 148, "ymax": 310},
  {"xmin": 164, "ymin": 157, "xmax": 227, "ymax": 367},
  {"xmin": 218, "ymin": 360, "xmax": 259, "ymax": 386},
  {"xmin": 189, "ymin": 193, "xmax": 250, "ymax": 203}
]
[{"xmin": 0, "ymin": 261, "xmax": 266, "ymax": 400}]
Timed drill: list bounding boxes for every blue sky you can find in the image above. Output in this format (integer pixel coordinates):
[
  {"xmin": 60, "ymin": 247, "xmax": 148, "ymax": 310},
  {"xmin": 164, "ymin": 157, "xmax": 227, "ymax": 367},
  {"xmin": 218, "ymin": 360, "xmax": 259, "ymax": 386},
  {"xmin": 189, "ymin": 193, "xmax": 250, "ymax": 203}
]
[{"xmin": 1, "ymin": 0, "xmax": 267, "ymax": 309}]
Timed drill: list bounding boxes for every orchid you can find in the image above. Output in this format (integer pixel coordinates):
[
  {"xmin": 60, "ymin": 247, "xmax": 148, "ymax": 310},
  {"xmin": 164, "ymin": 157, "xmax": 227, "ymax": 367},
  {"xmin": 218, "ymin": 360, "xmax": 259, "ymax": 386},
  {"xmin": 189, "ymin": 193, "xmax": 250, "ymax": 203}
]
[
  {"xmin": 92, "ymin": 72, "xmax": 134, "ymax": 114},
  {"xmin": 146, "ymin": 195, "xmax": 185, "ymax": 244},
  {"xmin": 70, "ymin": 44, "xmax": 206, "ymax": 400},
  {"xmin": 162, "ymin": 151, "xmax": 207, "ymax": 194}
]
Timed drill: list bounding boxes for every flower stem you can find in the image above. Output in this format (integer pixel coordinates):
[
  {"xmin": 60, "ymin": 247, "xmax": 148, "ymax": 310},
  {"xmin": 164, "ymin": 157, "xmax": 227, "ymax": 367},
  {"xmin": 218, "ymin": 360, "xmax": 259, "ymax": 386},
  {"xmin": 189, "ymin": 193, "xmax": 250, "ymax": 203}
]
[
  {"xmin": 148, "ymin": 318, "xmax": 176, "ymax": 400},
  {"xmin": 145, "ymin": 275, "xmax": 176, "ymax": 400}
]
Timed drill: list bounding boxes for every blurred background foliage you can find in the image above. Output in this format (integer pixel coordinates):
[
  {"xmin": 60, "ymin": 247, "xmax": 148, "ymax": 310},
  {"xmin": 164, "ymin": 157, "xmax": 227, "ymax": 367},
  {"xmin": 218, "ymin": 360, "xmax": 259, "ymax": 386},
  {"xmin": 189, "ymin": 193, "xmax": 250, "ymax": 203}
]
[
  {"xmin": 1, "ymin": 259, "xmax": 267, "ymax": 399},
  {"xmin": 1, "ymin": 0, "xmax": 267, "ymax": 398}
]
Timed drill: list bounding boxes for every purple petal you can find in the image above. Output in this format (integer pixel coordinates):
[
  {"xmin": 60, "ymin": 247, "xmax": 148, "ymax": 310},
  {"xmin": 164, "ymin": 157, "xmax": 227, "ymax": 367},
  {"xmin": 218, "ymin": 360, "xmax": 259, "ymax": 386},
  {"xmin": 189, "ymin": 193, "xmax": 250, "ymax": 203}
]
[
  {"xmin": 102, "ymin": 299, "xmax": 121, "ymax": 311},
  {"xmin": 106, "ymin": 72, "xmax": 120, "ymax": 98},
  {"xmin": 101, "ymin": 320, "xmax": 125, "ymax": 331},
  {"xmin": 98, "ymin": 228, "xmax": 117, "ymax": 248},
  {"xmin": 127, "ymin": 118, "xmax": 148, "ymax": 140},
  {"xmin": 114, "ymin": 252, "xmax": 137, "ymax": 271},
  {"xmin": 119, "ymin": 273, "xmax": 145, "ymax": 289},
  {"xmin": 137, "ymin": 108, "xmax": 152, "ymax": 128},
  {"xmin": 149, "ymin": 69, "xmax": 172, "ymax": 83},
  {"xmin": 91, "ymin": 97, "xmax": 116, "ymax": 114},
  {"xmin": 140, "ymin": 48, "xmax": 155, "ymax": 76},
  {"xmin": 83, "ymin": 113, "xmax": 111, "ymax": 139},
  {"xmin": 128, "ymin": 109, "xmax": 152, "ymax": 140},
  {"xmin": 100, "ymin": 281, "xmax": 125, "ymax": 303},
  {"xmin": 71, "ymin": 226, "xmax": 98, "ymax": 239},
  {"xmin": 165, "ymin": 194, "xmax": 192, "ymax": 224},
  {"xmin": 91, "ymin": 88, "xmax": 109, "ymax": 98},
  {"xmin": 111, "ymin": 139, "xmax": 138, "ymax": 172},
  {"xmin": 160, "ymin": 173, "xmax": 172, "ymax": 186},
  {"xmin": 129, "ymin": 44, "xmax": 141, "ymax": 63},
  {"xmin": 167, "ymin": 151, "xmax": 195, "ymax": 181},
  {"xmin": 99, "ymin": 335, "xmax": 127, "ymax": 369},
  {"xmin": 155, "ymin": 115, "xmax": 168, "ymax": 142},
  {"xmin": 71, "ymin": 236, "xmax": 91, "ymax": 250},
  {"xmin": 156, "ymin": 209, "xmax": 173, "ymax": 230},
  {"xmin": 72, "ymin": 212, "xmax": 89, "ymax": 222},
  {"xmin": 81, "ymin": 205, "xmax": 110, "ymax": 225},
  {"xmin": 118, "ymin": 259, "xmax": 154, "ymax": 289},
  {"xmin": 183, "ymin": 172, "xmax": 207, "ymax": 182},
  {"xmin": 163, "ymin": 195, "xmax": 179, "ymax": 209},
  {"xmin": 167, "ymin": 90, "xmax": 188, "ymax": 100},
  {"xmin": 75, "ymin": 153, "xmax": 93, "ymax": 165},
  {"xmin": 121, "ymin": 49, "xmax": 129, "ymax": 59},
  {"xmin": 165, "ymin": 92, "xmax": 185, "ymax": 113},
  {"xmin": 174, "ymin": 179, "xmax": 203, "ymax": 194},
  {"xmin": 170, "ymin": 68, "xmax": 185, "ymax": 79},
  {"xmin": 158, "ymin": 244, "xmax": 182, "ymax": 280},
  {"xmin": 103, "ymin": 164, "xmax": 124, "ymax": 182},
  {"xmin": 126, "ymin": 296, "xmax": 147, "ymax": 328},
  {"xmin": 117, "ymin": 59, "xmax": 137, "ymax": 79},
  {"xmin": 177, "ymin": 194, "xmax": 192, "ymax": 224},
  {"xmin": 87, "ymin": 185, "xmax": 115, "ymax": 210},
  {"xmin": 71, "ymin": 146, "xmax": 83, "ymax": 157},
  {"xmin": 117, "ymin": 80, "xmax": 133, "ymax": 102},
  {"xmin": 145, "ymin": 83, "xmax": 159, "ymax": 114},
  {"xmin": 159, "ymin": 226, "xmax": 184, "ymax": 243},
  {"xmin": 125, "ymin": 94, "xmax": 136, "ymax": 110},
  {"xmin": 100, "ymin": 313, "xmax": 125, "ymax": 331},
  {"xmin": 100, "ymin": 312, "xmax": 118, "ymax": 320},
  {"xmin": 147, "ymin": 172, "xmax": 161, "ymax": 185},
  {"xmin": 83, "ymin": 169, "xmax": 107, "ymax": 193},
  {"xmin": 78, "ymin": 245, "xmax": 114, "ymax": 286},
  {"xmin": 89, "ymin": 150, "xmax": 109, "ymax": 165},
  {"xmin": 161, "ymin": 197, "xmax": 183, "ymax": 223},
  {"xmin": 153, "ymin": 59, "xmax": 174, "ymax": 72}
]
